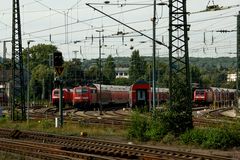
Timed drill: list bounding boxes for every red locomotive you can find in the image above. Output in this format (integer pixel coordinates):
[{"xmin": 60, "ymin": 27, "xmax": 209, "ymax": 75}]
[
  {"xmin": 72, "ymin": 85, "xmax": 97, "ymax": 109},
  {"xmin": 193, "ymin": 87, "xmax": 236, "ymax": 107},
  {"xmin": 72, "ymin": 84, "xmax": 130, "ymax": 110},
  {"xmin": 52, "ymin": 88, "xmax": 73, "ymax": 107}
]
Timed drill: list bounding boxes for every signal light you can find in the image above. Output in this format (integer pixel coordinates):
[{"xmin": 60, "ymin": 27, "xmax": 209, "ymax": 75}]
[{"xmin": 53, "ymin": 51, "xmax": 64, "ymax": 67}]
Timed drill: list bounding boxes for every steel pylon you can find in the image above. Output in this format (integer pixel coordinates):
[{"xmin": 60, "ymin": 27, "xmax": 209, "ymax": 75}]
[
  {"xmin": 11, "ymin": 0, "xmax": 25, "ymax": 120},
  {"xmin": 168, "ymin": 0, "xmax": 192, "ymax": 115}
]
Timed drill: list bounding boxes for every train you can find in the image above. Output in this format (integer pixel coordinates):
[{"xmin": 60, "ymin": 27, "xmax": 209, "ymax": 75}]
[
  {"xmin": 52, "ymin": 80, "xmax": 167, "ymax": 109},
  {"xmin": 52, "ymin": 81, "xmax": 237, "ymax": 110},
  {"xmin": 193, "ymin": 87, "xmax": 236, "ymax": 107}
]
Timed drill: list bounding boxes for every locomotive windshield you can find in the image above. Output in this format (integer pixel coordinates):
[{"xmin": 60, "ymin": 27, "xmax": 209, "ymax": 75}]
[
  {"xmin": 76, "ymin": 88, "xmax": 88, "ymax": 94},
  {"xmin": 53, "ymin": 90, "xmax": 59, "ymax": 95},
  {"xmin": 196, "ymin": 90, "xmax": 205, "ymax": 95}
]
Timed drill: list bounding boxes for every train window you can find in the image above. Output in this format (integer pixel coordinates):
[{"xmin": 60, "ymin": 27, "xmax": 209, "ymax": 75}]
[
  {"xmin": 54, "ymin": 90, "xmax": 59, "ymax": 95},
  {"xmin": 137, "ymin": 90, "xmax": 146, "ymax": 100},
  {"xmin": 82, "ymin": 88, "xmax": 88, "ymax": 93},
  {"xmin": 196, "ymin": 90, "xmax": 205, "ymax": 95},
  {"xmin": 75, "ymin": 88, "xmax": 82, "ymax": 94},
  {"xmin": 91, "ymin": 89, "xmax": 96, "ymax": 93}
]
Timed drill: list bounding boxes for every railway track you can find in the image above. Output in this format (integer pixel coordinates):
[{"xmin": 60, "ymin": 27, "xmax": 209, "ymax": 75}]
[
  {"xmin": 27, "ymin": 105, "xmax": 237, "ymax": 128},
  {"xmin": 0, "ymin": 128, "xmax": 234, "ymax": 160}
]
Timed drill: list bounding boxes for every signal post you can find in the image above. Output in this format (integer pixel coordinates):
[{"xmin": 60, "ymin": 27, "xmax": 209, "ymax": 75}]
[{"xmin": 53, "ymin": 51, "xmax": 64, "ymax": 127}]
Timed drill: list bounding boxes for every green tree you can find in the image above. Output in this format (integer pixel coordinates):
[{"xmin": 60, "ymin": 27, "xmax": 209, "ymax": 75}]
[
  {"xmin": 191, "ymin": 65, "xmax": 202, "ymax": 86},
  {"xmin": 156, "ymin": 62, "xmax": 169, "ymax": 88},
  {"xmin": 113, "ymin": 78, "xmax": 131, "ymax": 86},
  {"xmin": 30, "ymin": 64, "xmax": 53, "ymax": 101},
  {"xmin": 63, "ymin": 59, "xmax": 83, "ymax": 87},
  {"xmin": 85, "ymin": 65, "xmax": 98, "ymax": 83},
  {"xmin": 103, "ymin": 55, "xmax": 116, "ymax": 84},
  {"xmin": 129, "ymin": 50, "xmax": 146, "ymax": 83},
  {"xmin": 22, "ymin": 44, "xmax": 57, "ymax": 102},
  {"xmin": 23, "ymin": 44, "xmax": 57, "ymax": 70}
]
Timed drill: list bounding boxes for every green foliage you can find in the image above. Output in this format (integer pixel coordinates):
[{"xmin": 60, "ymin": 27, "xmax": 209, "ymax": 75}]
[
  {"xmin": 63, "ymin": 60, "xmax": 83, "ymax": 87},
  {"xmin": 103, "ymin": 55, "xmax": 116, "ymax": 84},
  {"xmin": 128, "ymin": 111, "xmax": 149, "ymax": 141},
  {"xmin": 162, "ymin": 133, "xmax": 176, "ymax": 144},
  {"xmin": 0, "ymin": 116, "xmax": 7, "ymax": 123},
  {"xmin": 30, "ymin": 64, "xmax": 54, "ymax": 100},
  {"xmin": 22, "ymin": 44, "xmax": 57, "ymax": 102},
  {"xmin": 23, "ymin": 44, "xmax": 57, "ymax": 70},
  {"xmin": 128, "ymin": 109, "xmax": 193, "ymax": 142},
  {"xmin": 156, "ymin": 109, "xmax": 193, "ymax": 135},
  {"xmin": 145, "ymin": 117, "xmax": 168, "ymax": 141},
  {"xmin": 191, "ymin": 65, "xmax": 202, "ymax": 84},
  {"xmin": 85, "ymin": 65, "xmax": 98, "ymax": 82},
  {"xmin": 180, "ymin": 127, "xmax": 240, "ymax": 149},
  {"xmin": 180, "ymin": 128, "xmax": 207, "ymax": 145},
  {"xmin": 113, "ymin": 78, "xmax": 131, "ymax": 86},
  {"xmin": 129, "ymin": 50, "xmax": 147, "ymax": 83},
  {"xmin": 40, "ymin": 120, "xmax": 54, "ymax": 129}
]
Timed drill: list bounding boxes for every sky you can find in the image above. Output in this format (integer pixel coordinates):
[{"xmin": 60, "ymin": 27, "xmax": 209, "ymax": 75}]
[{"xmin": 0, "ymin": 0, "xmax": 239, "ymax": 60}]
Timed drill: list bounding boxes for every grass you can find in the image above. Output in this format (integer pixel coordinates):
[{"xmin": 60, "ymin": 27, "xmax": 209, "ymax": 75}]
[
  {"xmin": 0, "ymin": 116, "xmax": 128, "ymax": 140},
  {"xmin": 0, "ymin": 151, "xmax": 27, "ymax": 160}
]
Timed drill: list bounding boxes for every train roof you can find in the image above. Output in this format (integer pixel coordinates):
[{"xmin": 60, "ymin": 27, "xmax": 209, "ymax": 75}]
[
  {"xmin": 94, "ymin": 84, "xmax": 130, "ymax": 91},
  {"xmin": 151, "ymin": 87, "xmax": 169, "ymax": 92},
  {"xmin": 195, "ymin": 87, "xmax": 236, "ymax": 93}
]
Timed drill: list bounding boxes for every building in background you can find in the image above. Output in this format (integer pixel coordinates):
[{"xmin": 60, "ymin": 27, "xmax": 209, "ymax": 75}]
[
  {"xmin": 115, "ymin": 67, "xmax": 129, "ymax": 79},
  {"xmin": 227, "ymin": 73, "xmax": 236, "ymax": 82}
]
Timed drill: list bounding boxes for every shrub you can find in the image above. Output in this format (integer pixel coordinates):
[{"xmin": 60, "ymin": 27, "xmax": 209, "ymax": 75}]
[
  {"xmin": 180, "ymin": 128, "xmax": 207, "ymax": 145},
  {"xmin": 156, "ymin": 109, "xmax": 193, "ymax": 136},
  {"xmin": 202, "ymin": 128, "xmax": 238, "ymax": 149},
  {"xmin": 162, "ymin": 133, "xmax": 176, "ymax": 144},
  {"xmin": 128, "ymin": 111, "xmax": 149, "ymax": 141},
  {"xmin": 145, "ymin": 116, "xmax": 168, "ymax": 141},
  {"xmin": 180, "ymin": 127, "xmax": 240, "ymax": 149}
]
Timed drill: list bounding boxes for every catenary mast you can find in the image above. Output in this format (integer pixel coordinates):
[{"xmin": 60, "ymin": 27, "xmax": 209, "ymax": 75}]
[{"xmin": 12, "ymin": 0, "xmax": 25, "ymax": 120}]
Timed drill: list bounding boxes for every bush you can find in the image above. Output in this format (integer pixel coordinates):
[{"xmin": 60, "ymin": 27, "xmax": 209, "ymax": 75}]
[
  {"xmin": 145, "ymin": 117, "xmax": 168, "ymax": 141},
  {"xmin": 128, "ymin": 111, "xmax": 149, "ymax": 141},
  {"xmin": 202, "ymin": 128, "xmax": 239, "ymax": 149},
  {"xmin": 180, "ymin": 127, "xmax": 240, "ymax": 149},
  {"xmin": 156, "ymin": 109, "xmax": 193, "ymax": 135},
  {"xmin": 162, "ymin": 133, "xmax": 176, "ymax": 144},
  {"xmin": 180, "ymin": 128, "xmax": 207, "ymax": 145}
]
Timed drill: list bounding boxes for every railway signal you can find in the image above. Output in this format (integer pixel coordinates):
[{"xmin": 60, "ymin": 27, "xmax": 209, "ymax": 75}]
[
  {"xmin": 53, "ymin": 51, "xmax": 64, "ymax": 76},
  {"xmin": 53, "ymin": 51, "xmax": 64, "ymax": 127},
  {"xmin": 53, "ymin": 51, "xmax": 64, "ymax": 67}
]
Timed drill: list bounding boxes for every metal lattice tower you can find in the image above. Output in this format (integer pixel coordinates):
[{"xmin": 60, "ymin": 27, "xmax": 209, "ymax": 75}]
[
  {"xmin": 11, "ymin": 0, "xmax": 25, "ymax": 120},
  {"xmin": 168, "ymin": 0, "xmax": 192, "ymax": 115}
]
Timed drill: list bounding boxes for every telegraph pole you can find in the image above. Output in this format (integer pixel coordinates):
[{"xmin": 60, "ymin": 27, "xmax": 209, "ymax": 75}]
[
  {"xmin": 72, "ymin": 50, "xmax": 79, "ymax": 85},
  {"xmin": 152, "ymin": 0, "xmax": 157, "ymax": 112},
  {"xmin": 237, "ymin": 11, "xmax": 240, "ymax": 110},
  {"xmin": 12, "ymin": 0, "xmax": 25, "ymax": 120},
  {"xmin": 96, "ymin": 29, "xmax": 104, "ymax": 115},
  {"xmin": 27, "ymin": 40, "xmax": 35, "ymax": 124}
]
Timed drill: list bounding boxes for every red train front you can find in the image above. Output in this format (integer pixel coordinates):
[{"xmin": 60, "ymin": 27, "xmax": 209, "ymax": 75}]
[
  {"xmin": 72, "ymin": 85, "xmax": 97, "ymax": 109},
  {"xmin": 52, "ymin": 88, "xmax": 73, "ymax": 107},
  {"xmin": 193, "ymin": 89, "xmax": 207, "ymax": 102}
]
